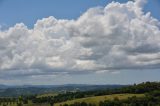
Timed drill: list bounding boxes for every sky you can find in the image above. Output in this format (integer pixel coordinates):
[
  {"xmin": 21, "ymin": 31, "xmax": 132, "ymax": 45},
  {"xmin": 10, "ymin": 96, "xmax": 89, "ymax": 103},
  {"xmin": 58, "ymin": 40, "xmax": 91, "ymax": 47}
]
[{"xmin": 0, "ymin": 0, "xmax": 160, "ymax": 85}]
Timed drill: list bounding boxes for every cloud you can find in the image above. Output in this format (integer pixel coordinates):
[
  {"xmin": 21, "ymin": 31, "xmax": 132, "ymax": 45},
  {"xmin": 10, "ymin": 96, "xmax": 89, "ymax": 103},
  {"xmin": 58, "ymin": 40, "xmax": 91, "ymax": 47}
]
[
  {"xmin": 0, "ymin": 0, "xmax": 160, "ymax": 79},
  {"xmin": 134, "ymin": 0, "xmax": 147, "ymax": 8}
]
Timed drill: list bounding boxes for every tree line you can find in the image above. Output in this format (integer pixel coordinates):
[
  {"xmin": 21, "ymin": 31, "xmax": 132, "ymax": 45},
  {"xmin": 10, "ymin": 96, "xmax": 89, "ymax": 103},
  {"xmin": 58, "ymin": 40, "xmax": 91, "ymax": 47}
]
[
  {"xmin": 0, "ymin": 82, "xmax": 160, "ymax": 106},
  {"xmin": 61, "ymin": 90, "xmax": 160, "ymax": 106}
]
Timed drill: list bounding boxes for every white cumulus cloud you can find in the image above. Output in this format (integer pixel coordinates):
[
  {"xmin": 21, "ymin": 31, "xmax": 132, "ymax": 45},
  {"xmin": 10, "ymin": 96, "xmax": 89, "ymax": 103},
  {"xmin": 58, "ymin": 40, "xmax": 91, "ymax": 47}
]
[{"xmin": 0, "ymin": 0, "xmax": 160, "ymax": 79}]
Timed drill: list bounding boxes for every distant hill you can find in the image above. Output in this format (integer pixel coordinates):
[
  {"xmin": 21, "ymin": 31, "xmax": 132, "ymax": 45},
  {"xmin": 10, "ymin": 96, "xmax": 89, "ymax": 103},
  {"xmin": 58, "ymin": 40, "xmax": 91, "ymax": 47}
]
[
  {"xmin": 0, "ymin": 84, "xmax": 127, "ymax": 97},
  {"xmin": 0, "ymin": 84, "xmax": 13, "ymax": 89},
  {"xmin": 0, "ymin": 82, "xmax": 160, "ymax": 106}
]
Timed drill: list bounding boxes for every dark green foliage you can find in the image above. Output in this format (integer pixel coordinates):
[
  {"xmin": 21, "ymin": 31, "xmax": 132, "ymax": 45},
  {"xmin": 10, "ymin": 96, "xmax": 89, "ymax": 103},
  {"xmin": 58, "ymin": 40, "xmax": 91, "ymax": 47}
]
[
  {"xmin": 57, "ymin": 82, "xmax": 160, "ymax": 106},
  {"xmin": 99, "ymin": 92, "xmax": 160, "ymax": 106},
  {"xmin": 17, "ymin": 102, "xmax": 23, "ymax": 106},
  {"xmin": 51, "ymin": 81, "xmax": 160, "ymax": 103},
  {"xmin": 0, "ymin": 82, "xmax": 160, "ymax": 106},
  {"xmin": 62, "ymin": 102, "xmax": 96, "ymax": 106}
]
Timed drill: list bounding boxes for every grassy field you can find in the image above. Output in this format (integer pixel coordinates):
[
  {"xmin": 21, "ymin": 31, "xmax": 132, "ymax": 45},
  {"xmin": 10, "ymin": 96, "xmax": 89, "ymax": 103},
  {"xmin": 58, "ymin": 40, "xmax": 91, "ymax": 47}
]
[
  {"xmin": 55, "ymin": 93, "xmax": 145, "ymax": 106},
  {"xmin": 0, "ymin": 94, "xmax": 144, "ymax": 106},
  {"xmin": 37, "ymin": 92, "xmax": 58, "ymax": 98}
]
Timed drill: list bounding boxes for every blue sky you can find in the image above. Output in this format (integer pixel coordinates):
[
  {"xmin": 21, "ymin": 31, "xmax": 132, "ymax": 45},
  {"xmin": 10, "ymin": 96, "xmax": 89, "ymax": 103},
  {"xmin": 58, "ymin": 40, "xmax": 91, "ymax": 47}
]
[
  {"xmin": 0, "ymin": 0, "xmax": 160, "ymax": 28},
  {"xmin": 0, "ymin": 0, "xmax": 160, "ymax": 85}
]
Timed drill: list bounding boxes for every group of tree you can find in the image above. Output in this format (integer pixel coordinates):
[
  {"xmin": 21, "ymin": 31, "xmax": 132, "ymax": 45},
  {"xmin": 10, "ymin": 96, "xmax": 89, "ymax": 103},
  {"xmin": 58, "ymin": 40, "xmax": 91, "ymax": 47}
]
[
  {"xmin": 60, "ymin": 90, "xmax": 160, "ymax": 106},
  {"xmin": 48, "ymin": 82, "xmax": 160, "ymax": 103},
  {"xmin": 0, "ymin": 82, "xmax": 160, "ymax": 106},
  {"xmin": 0, "ymin": 95, "xmax": 32, "ymax": 106},
  {"xmin": 30, "ymin": 82, "xmax": 160, "ymax": 105},
  {"xmin": 99, "ymin": 92, "xmax": 160, "ymax": 106},
  {"xmin": 61, "ymin": 102, "xmax": 96, "ymax": 106}
]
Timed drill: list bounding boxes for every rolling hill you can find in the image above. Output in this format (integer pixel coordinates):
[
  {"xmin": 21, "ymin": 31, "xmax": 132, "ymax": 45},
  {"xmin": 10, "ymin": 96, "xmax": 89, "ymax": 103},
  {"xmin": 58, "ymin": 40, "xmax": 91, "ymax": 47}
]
[{"xmin": 55, "ymin": 94, "xmax": 145, "ymax": 106}]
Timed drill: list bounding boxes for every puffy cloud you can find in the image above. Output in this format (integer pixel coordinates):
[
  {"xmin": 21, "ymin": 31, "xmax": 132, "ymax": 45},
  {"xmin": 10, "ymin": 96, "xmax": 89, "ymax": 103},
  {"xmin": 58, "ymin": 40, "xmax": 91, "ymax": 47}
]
[
  {"xmin": 0, "ymin": 0, "xmax": 160, "ymax": 79},
  {"xmin": 134, "ymin": 0, "xmax": 147, "ymax": 8}
]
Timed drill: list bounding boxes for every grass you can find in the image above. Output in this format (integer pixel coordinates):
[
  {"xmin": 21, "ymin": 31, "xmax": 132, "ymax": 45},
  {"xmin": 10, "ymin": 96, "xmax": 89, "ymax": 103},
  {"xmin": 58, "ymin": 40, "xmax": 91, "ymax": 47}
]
[
  {"xmin": 0, "ymin": 93, "xmax": 144, "ymax": 106},
  {"xmin": 55, "ymin": 93, "xmax": 145, "ymax": 106},
  {"xmin": 0, "ymin": 103, "xmax": 17, "ymax": 106},
  {"xmin": 37, "ymin": 92, "xmax": 58, "ymax": 98}
]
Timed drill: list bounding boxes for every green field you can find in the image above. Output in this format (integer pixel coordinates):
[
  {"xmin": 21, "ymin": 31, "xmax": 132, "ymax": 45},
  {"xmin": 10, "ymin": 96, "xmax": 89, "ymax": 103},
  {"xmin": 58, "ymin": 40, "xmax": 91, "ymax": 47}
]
[
  {"xmin": 37, "ymin": 92, "xmax": 58, "ymax": 98},
  {"xmin": 0, "ymin": 94, "xmax": 145, "ymax": 106},
  {"xmin": 55, "ymin": 94, "xmax": 144, "ymax": 106}
]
